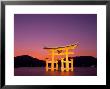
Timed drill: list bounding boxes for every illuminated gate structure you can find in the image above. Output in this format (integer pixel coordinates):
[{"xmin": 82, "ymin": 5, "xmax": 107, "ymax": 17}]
[{"xmin": 44, "ymin": 43, "xmax": 78, "ymax": 72}]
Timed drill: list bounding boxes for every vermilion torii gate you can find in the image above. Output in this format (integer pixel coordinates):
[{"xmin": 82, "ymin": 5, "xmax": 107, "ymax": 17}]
[{"xmin": 44, "ymin": 43, "xmax": 78, "ymax": 72}]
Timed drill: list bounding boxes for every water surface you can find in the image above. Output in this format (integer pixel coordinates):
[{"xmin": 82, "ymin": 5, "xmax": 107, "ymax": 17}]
[{"xmin": 14, "ymin": 67, "xmax": 97, "ymax": 76}]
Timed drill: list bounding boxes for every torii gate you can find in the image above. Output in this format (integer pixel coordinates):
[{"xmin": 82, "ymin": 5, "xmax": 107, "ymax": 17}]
[{"xmin": 44, "ymin": 43, "xmax": 78, "ymax": 72}]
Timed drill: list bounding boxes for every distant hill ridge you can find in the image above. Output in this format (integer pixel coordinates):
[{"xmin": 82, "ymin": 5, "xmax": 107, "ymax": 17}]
[{"xmin": 14, "ymin": 55, "xmax": 97, "ymax": 68}]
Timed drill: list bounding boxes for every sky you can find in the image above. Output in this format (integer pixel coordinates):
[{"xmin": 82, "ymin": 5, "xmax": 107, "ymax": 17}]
[{"xmin": 14, "ymin": 14, "xmax": 97, "ymax": 60}]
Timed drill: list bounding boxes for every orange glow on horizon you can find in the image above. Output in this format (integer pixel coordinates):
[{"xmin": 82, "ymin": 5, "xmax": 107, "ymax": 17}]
[
  {"xmin": 14, "ymin": 50, "xmax": 46, "ymax": 60},
  {"xmin": 14, "ymin": 49, "xmax": 97, "ymax": 61}
]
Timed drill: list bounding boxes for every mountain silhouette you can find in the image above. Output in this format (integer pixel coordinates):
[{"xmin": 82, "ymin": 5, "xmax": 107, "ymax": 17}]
[
  {"xmin": 72, "ymin": 56, "xmax": 97, "ymax": 67},
  {"xmin": 14, "ymin": 55, "xmax": 45, "ymax": 68},
  {"xmin": 14, "ymin": 55, "xmax": 97, "ymax": 68}
]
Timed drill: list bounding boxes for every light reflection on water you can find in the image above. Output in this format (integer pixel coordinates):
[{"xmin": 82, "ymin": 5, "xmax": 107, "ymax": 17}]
[
  {"xmin": 14, "ymin": 67, "xmax": 97, "ymax": 76},
  {"xmin": 45, "ymin": 71, "xmax": 74, "ymax": 76}
]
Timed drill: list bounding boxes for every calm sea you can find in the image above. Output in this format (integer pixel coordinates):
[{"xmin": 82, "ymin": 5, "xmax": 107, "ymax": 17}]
[{"xmin": 14, "ymin": 67, "xmax": 97, "ymax": 76}]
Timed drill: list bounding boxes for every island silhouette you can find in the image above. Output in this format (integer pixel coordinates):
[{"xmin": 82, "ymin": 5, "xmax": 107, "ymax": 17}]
[{"xmin": 14, "ymin": 55, "xmax": 97, "ymax": 68}]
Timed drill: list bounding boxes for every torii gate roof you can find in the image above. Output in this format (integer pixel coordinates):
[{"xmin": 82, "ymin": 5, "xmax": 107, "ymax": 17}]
[{"xmin": 43, "ymin": 43, "xmax": 78, "ymax": 50}]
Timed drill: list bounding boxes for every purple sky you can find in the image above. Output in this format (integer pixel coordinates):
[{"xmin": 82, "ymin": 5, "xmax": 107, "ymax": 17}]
[{"xmin": 14, "ymin": 14, "xmax": 97, "ymax": 60}]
